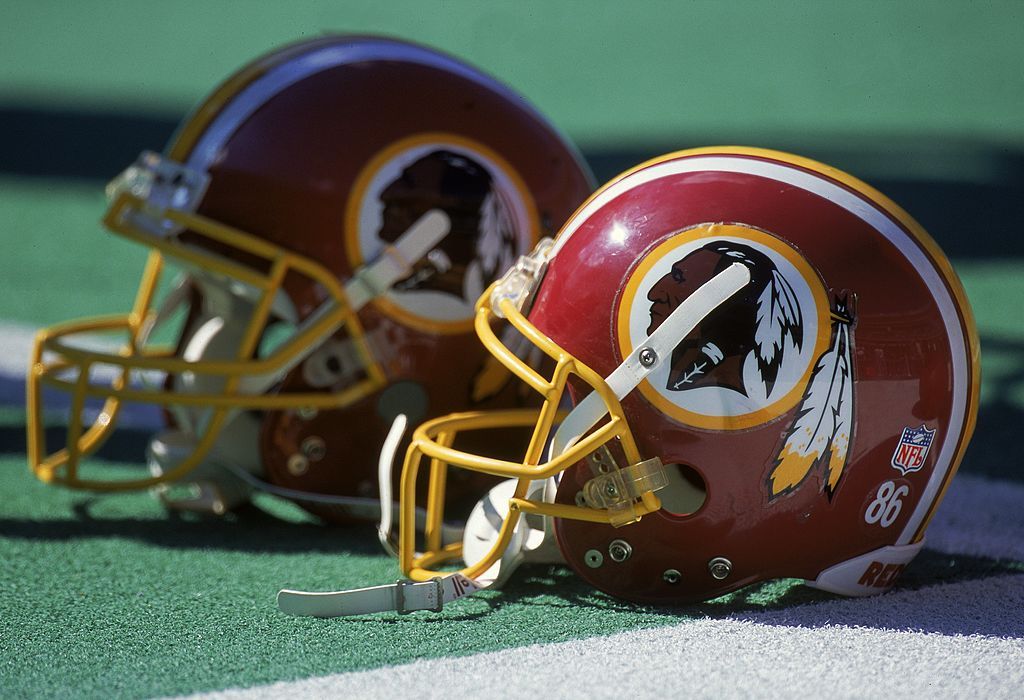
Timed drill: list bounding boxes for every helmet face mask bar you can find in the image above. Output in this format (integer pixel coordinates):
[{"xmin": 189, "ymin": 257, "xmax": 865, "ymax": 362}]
[
  {"xmin": 279, "ymin": 146, "xmax": 979, "ymax": 616},
  {"xmin": 279, "ymin": 240, "xmax": 754, "ymax": 616},
  {"xmin": 26, "ymin": 35, "xmax": 596, "ymax": 521},
  {"xmin": 396, "ymin": 255, "xmax": 752, "ymax": 585},
  {"xmin": 28, "ymin": 151, "xmax": 448, "ymax": 494}
]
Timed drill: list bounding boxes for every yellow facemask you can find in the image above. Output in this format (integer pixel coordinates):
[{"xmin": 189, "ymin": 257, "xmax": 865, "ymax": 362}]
[{"xmin": 28, "ymin": 151, "xmax": 449, "ymax": 494}]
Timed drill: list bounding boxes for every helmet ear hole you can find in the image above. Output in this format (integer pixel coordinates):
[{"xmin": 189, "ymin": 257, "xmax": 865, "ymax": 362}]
[{"xmin": 658, "ymin": 463, "xmax": 707, "ymax": 516}]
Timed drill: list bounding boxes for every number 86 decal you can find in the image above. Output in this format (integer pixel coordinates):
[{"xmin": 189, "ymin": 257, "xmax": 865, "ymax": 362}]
[{"xmin": 864, "ymin": 480, "xmax": 910, "ymax": 528}]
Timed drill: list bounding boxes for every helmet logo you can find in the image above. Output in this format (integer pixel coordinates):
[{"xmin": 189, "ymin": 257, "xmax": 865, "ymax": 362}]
[
  {"xmin": 619, "ymin": 223, "xmax": 858, "ymax": 498},
  {"xmin": 890, "ymin": 425, "xmax": 936, "ymax": 475},
  {"xmin": 347, "ymin": 133, "xmax": 538, "ymax": 334},
  {"xmin": 646, "ymin": 240, "xmax": 804, "ymax": 398},
  {"xmin": 619, "ymin": 224, "xmax": 833, "ymax": 431},
  {"xmin": 770, "ymin": 293, "xmax": 855, "ymax": 498}
]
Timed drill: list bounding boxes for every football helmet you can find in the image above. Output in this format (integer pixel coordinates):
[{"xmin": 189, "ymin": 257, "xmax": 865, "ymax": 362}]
[
  {"xmin": 278, "ymin": 146, "xmax": 979, "ymax": 615},
  {"xmin": 26, "ymin": 35, "xmax": 594, "ymax": 520}
]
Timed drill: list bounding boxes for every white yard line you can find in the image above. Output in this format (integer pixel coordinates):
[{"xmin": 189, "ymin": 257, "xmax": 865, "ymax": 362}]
[
  {"xmin": 179, "ymin": 575, "xmax": 1024, "ymax": 700},
  {"xmin": 1, "ymin": 320, "xmax": 163, "ymax": 427},
  {"xmin": 0, "ymin": 321, "xmax": 41, "ymax": 378}
]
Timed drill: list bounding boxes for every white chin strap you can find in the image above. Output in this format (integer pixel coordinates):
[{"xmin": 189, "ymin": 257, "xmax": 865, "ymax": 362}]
[
  {"xmin": 374, "ymin": 413, "xmax": 463, "ymax": 556},
  {"xmin": 277, "ymin": 262, "xmax": 751, "ymax": 617},
  {"xmin": 376, "ymin": 413, "xmax": 408, "ymax": 557},
  {"xmin": 278, "ymin": 572, "xmax": 483, "ymax": 617},
  {"xmin": 278, "ymin": 478, "xmax": 558, "ymax": 618}
]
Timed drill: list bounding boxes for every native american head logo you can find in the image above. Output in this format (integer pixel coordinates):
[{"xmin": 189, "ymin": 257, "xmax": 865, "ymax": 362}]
[
  {"xmin": 347, "ymin": 135, "xmax": 536, "ymax": 332},
  {"xmin": 646, "ymin": 241, "xmax": 804, "ymax": 399},
  {"xmin": 620, "ymin": 224, "xmax": 857, "ymax": 500},
  {"xmin": 377, "ymin": 149, "xmax": 518, "ymax": 304}
]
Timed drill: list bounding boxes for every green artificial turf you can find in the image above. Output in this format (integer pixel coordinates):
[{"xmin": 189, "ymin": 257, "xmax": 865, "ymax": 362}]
[
  {"xmin": 3, "ymin": 253, "xmax": 1022, "ymax": 697},
  {"xmin": 0, "ymin": 452, "xmax": 809, "ymax": 697},
  {"xmin": 2, "ymin": 2, "xmax": 1022, "ymax": 695},
  {"xmin": 0, "ymin": 179, "xmax": 148, "ymax": 327},
  {"xmin": 3, "ymin": 449, "xmax": 1019, "ymax": 699}
]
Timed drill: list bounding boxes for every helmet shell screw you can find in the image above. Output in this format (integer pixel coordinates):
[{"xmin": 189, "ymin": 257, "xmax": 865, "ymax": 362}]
[
  {"xmin": 638, "ymin": 347, "xmax": 657, "ymax": 368},
  {"xmin": 301, "ymin": 436, "xmax": 327, "ymax": 461},
  {"xmin": 708, "ymin": 556, "xmax": 732, "ymax": 580},
  {"xmin": 287, "ymin": 454, "xmax": 309, "ymax": 476},
  {"xmin": 608, "ymin": 539, "xmax": 633, "ymax": 562}
]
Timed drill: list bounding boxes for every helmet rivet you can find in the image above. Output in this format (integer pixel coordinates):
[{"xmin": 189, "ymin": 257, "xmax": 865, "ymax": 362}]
[
  {"xmin": 584, "ymin": 549, "xmax": 604, "ymax": 568},
  {"xmin": 590, "ymin": 450, "xmax": 612, "ymax": 473},
  {"xmin": 287, "ymin": 454, "xmax": 309, "ymax": 476},
  {"xmin": 608, "ymin": 539, "xmax": 632, "ymax": 562},
  {"xmin": 604, "ymin": 482, "xmax": 618, "ymax": 497},
  {"xmin": 297, "ymin": 407, "xmax": 318, "ymax": 421},
  {"xmin": 708, "ymin": 556, "xmax": 732, "ymax": 580},
  {"xmin": 638, "ymin": 347, "xmax": 657, "ymax": 368},
  {"xmin": 663, "ymin": 569, "xmax": 682, "ymax": 584},
  {"xmin": 301, "ymin": 436, "xmax": 327, "ymax": 462}
]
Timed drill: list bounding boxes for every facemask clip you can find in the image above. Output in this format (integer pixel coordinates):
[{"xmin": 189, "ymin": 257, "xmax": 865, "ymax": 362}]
[
  {"xmin": 581, "ymin": 446, "xmax": 668, "ymax": 527},
  {"xmin": 106, "ymin": 151, "xmax": 210, "ymax": 237},
  {"xmin": 490, "ymin": 237, "xmax": 554, "ymax": 318}
]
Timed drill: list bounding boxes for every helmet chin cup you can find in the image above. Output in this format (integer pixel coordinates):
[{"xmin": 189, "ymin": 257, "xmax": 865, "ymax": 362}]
[
  {"xmin": 462, "ymin": 478, "xmax": 564, "ymax": 588},
  {"xmin": 147, "ymin": 429, "xmax": 253, "ymax": 515}
]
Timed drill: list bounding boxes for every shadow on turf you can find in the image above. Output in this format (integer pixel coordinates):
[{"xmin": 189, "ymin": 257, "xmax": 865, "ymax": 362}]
[
  {"xmin": 0, "ymin": 497, "xmax": 387, "ymax": 556},
  {"xmin": 506, "ymin": 549, "xmax": 1023, "ymax": 611},
  {"xmin": 330, "ymin": 551, "xmax": 1023, "ymax": 637},
  {"xmin": 3, "ymin": 102, "xmax": 1024, "ymax": 261},
  {"xmin": 485, "ymin": 551, "xmax": 1024, "ymax": 637},
  {"xmin": 2, "ymin": 482, "xmax": 1021, "ymax": 635}
]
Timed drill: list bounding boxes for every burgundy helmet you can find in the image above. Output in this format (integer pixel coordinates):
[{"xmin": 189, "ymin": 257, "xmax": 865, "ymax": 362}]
[
  {"xmin": 27, "ymin": 35, "xmax": 594, "ymax": 522},
  {"xmin": 375, "ymin": 146, "xmax": 979, "ymax": 612}
]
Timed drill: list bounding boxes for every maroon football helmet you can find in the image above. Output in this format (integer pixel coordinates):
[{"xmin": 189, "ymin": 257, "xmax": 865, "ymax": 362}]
[
  {"xmin": 312, "ymin": 146, "xmax": 979, "ymax": 615},
  {"xmin": 27, "ymin": 35, "xmax": 594, "ymax": 521}
]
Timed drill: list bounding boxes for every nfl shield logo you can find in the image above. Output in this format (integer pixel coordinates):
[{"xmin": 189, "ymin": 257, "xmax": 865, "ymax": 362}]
[{"xmin": 891, "ymin": 425, "xmax": 936, "ymax": 475}]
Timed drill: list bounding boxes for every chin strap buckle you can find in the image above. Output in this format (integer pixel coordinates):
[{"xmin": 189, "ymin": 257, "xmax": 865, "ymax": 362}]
[{"xmin": 394, "ymin": 577, "xmax": 444, "ymax": 615}]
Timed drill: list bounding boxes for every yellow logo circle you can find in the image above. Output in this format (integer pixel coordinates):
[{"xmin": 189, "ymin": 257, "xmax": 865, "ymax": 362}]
[
  {"xmin": 616, "ymin": 223, "xmax": 831, "ymax": 430},
  {"xmin": 345, "ymin": 133, "xmax": 539, "ymax": 334}
]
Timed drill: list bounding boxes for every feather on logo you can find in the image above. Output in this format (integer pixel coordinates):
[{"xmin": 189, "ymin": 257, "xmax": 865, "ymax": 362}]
[
  {"xmin": 755, "ymin": 268, "xmax": 804, "ymax": 396},
  {"xmin": 768, "ymin": 295, "xmax": 856, "ymax": 499}
]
